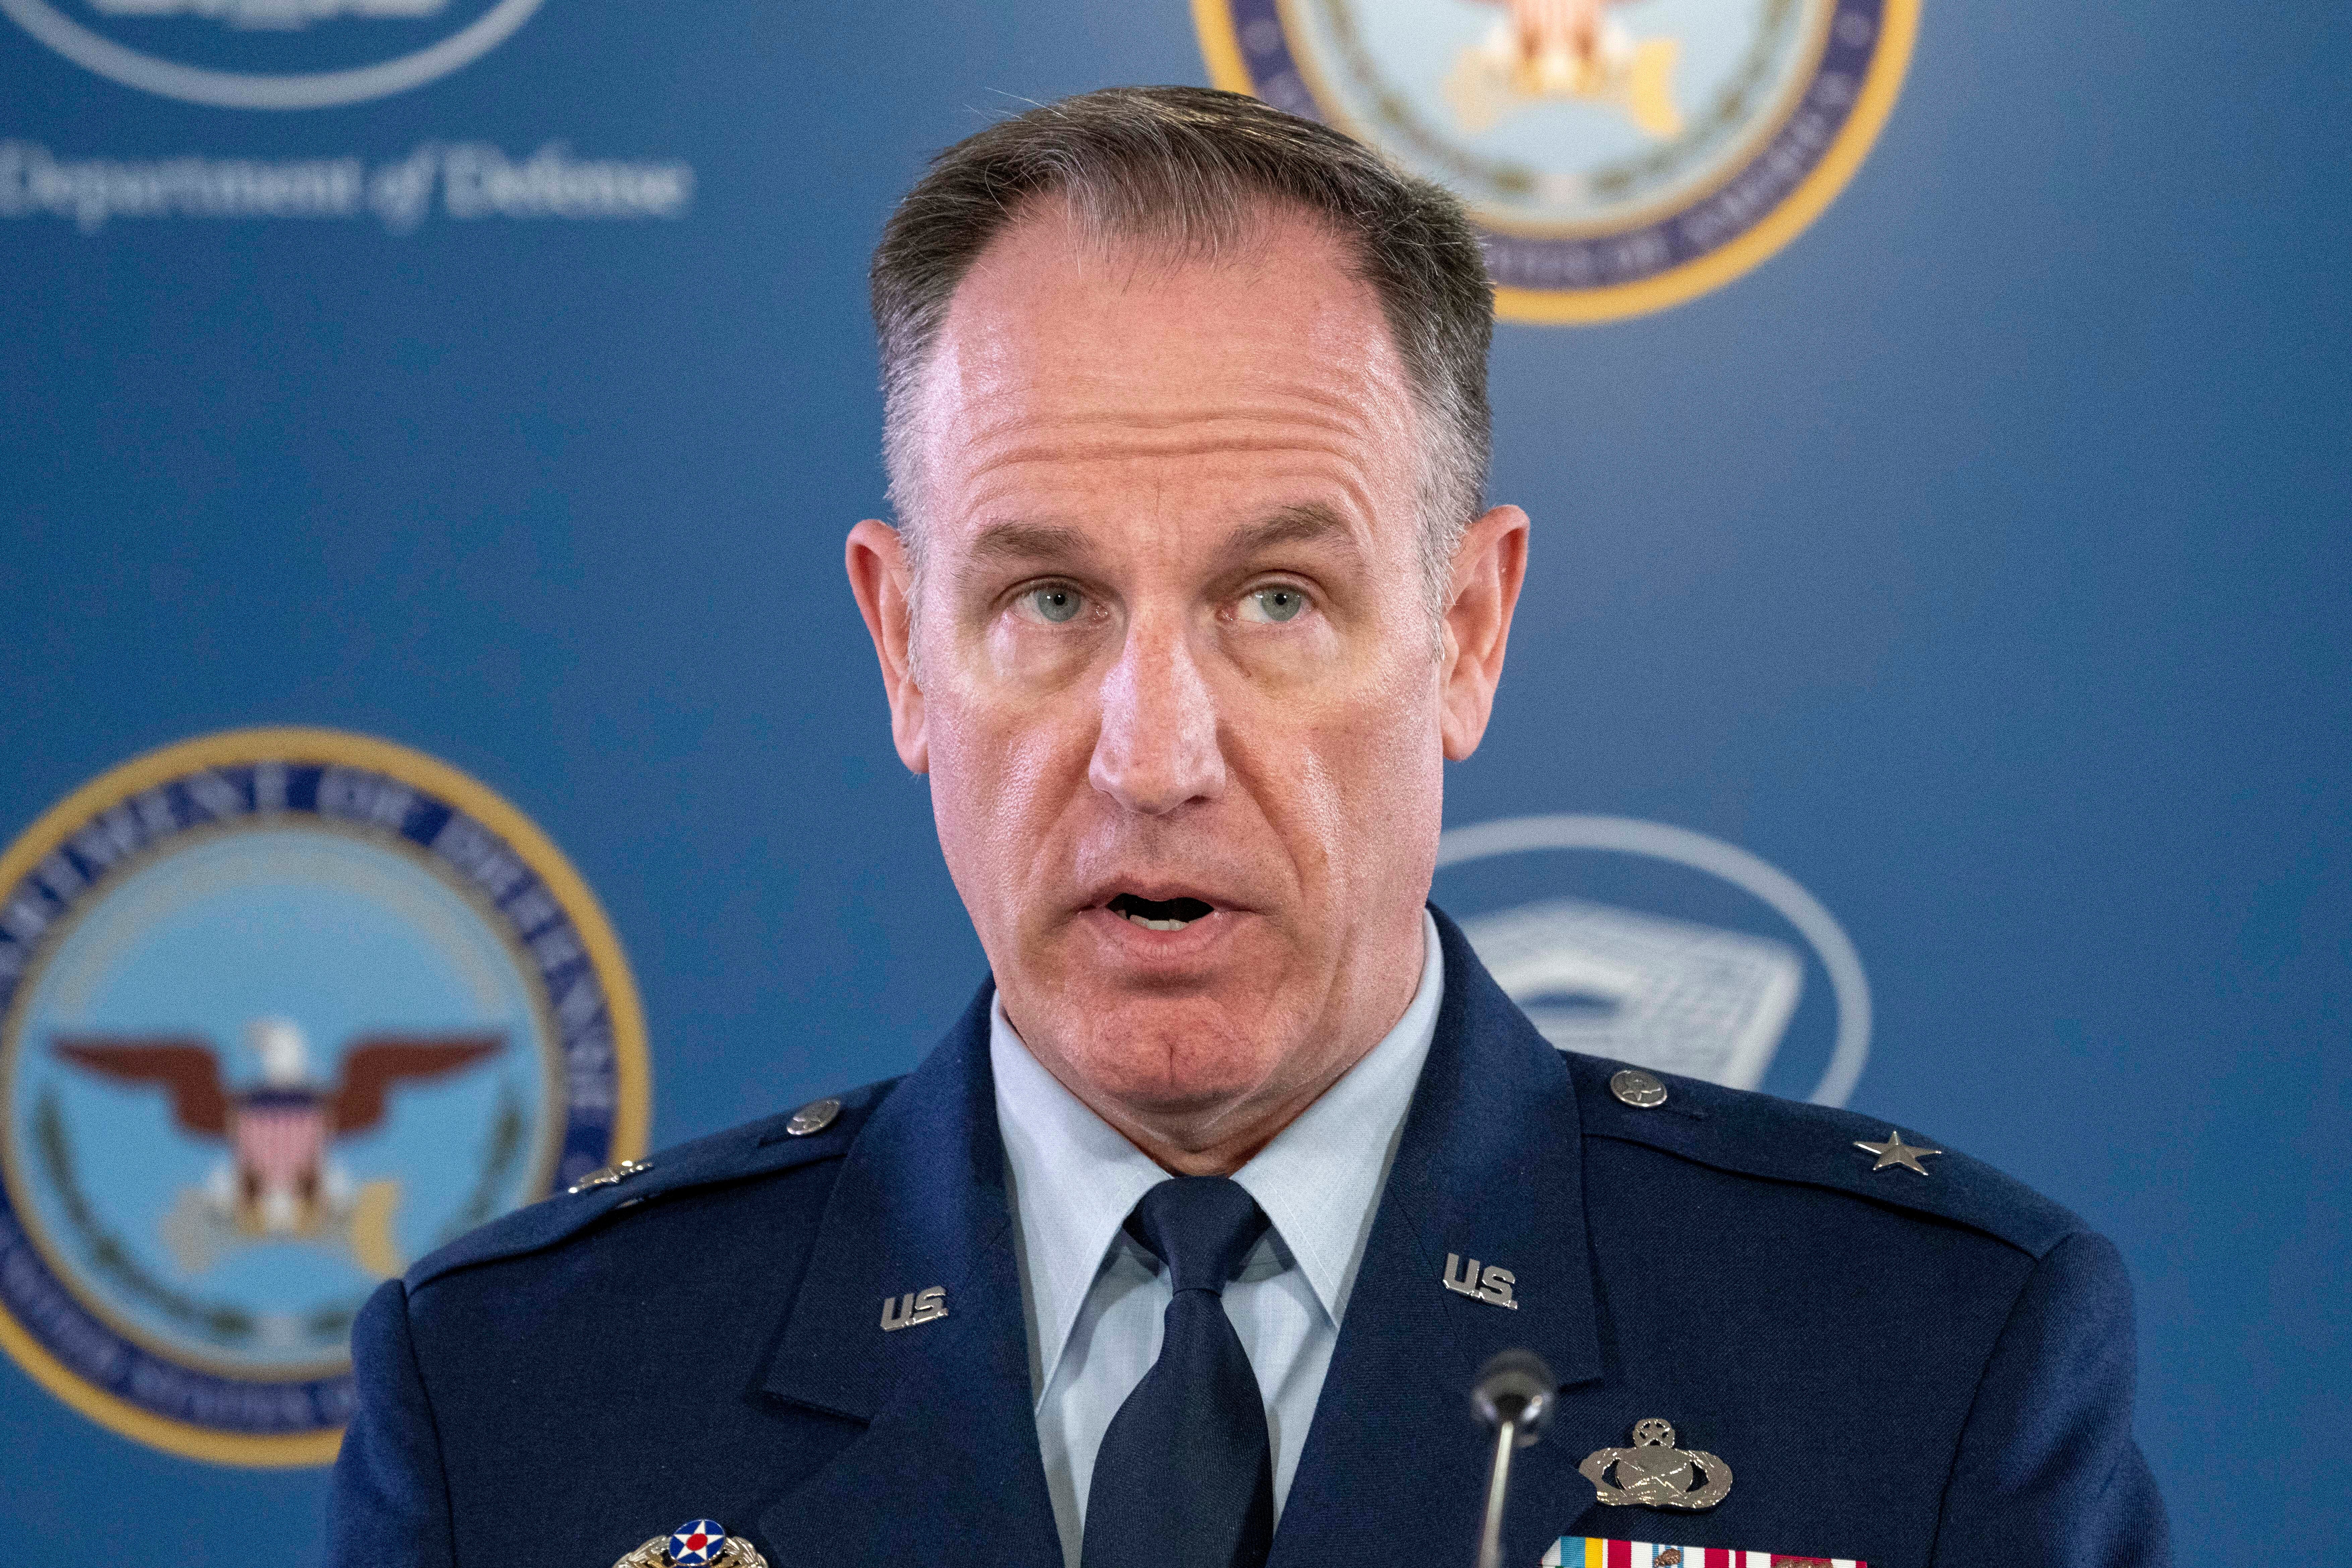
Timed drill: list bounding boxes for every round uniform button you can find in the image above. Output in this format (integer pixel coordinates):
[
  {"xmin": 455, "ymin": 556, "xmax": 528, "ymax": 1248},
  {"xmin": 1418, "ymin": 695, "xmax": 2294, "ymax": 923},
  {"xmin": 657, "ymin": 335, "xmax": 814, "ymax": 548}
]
[
  {"xmin": 1610, "ymin": 1069, "xmax": 1668, "ymax": 1109},
  {"xmin": 786, "ymin": 1096, "xmax": 842, "ymax": 1136}
]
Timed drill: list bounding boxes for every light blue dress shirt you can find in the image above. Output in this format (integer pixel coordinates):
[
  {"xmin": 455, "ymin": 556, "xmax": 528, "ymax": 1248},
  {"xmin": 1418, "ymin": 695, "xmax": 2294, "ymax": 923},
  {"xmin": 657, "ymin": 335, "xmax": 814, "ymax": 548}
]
[{"xmin": 990, "ymin": 910, "xmax": 1445, "ymax": 1568}]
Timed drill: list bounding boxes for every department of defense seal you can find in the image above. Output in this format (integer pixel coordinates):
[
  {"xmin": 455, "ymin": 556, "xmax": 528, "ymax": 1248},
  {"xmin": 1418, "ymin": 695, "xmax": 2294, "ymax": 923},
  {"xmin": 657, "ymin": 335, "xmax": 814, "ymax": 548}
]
[
  {"xmin": 0, "ymin": 727, "xmax": 648, "ymax": 1465},
  {"xmin": 0, "ymin": 0, "xmax": 547, "ymax": 111},
  {"xmin": 1193, "ymin": 0, "xmax": 1917, "ymax": 321}
]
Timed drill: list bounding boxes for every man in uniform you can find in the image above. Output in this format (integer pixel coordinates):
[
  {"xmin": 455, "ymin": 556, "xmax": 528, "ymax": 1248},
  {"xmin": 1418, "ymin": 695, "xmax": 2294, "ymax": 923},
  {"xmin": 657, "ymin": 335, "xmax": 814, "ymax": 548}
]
[{"xmin": 330, "ymin": 87, "xmax": 2170, "ymax": 1568}]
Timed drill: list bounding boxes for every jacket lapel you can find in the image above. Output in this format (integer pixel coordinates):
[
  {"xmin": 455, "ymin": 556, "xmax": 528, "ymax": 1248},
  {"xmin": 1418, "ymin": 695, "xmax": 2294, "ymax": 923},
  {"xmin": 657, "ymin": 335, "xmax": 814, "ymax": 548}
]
[
  {"xmin": 751, "ymin": 910, "xmax": 1601, "ymax": 1567},
  {"xmin": 752, "ymin": 985, "xmax": 1062, "ymax": 1564},
  {"xmin": 1268, "ymin": 907, "xmax": 1603, "ymax": 1567}
]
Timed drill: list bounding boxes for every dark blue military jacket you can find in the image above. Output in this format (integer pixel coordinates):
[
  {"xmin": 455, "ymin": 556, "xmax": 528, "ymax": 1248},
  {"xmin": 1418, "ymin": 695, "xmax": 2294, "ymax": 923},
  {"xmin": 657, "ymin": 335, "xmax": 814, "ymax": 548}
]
[{"xmin": 331, "ymin": 910, "xmax": 2169, "ymax": 1568}]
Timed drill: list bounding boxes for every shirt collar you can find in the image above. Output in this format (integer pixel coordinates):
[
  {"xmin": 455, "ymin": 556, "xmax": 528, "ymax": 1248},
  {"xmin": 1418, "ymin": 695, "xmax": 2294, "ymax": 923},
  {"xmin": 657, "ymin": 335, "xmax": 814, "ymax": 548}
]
[
  {"xmin": 990, "ymin": 909, "xmax": 1445, "ymax": 1391},
  {"xmin": 1231, "ymin": 909, "xmax": 1443, "ymax": 1324},
  {"xmin": 991, "ymin": 999, "xmax": 1167, "ymax": 1398}
]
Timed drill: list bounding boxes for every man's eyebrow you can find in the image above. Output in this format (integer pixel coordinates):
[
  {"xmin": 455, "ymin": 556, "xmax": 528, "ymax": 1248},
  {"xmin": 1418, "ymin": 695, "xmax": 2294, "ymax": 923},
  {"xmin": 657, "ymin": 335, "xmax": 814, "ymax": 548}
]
[
  {"xmin": 959, "ymin": 505, "xmax": 1363, "ymax": 577},
  {"xmin": 1220, "ymin": 503, "xmax": 1365, "ymax": 565},
  {"xmin": 964, "ymin": 519, "xmax": 1098, "ymax": 566}
]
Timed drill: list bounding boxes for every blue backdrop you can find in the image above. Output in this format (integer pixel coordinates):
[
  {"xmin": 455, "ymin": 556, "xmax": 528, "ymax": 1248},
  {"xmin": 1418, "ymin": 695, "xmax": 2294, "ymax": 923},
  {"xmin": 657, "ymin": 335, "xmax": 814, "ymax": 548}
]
[{"xmin": 1, "ymin": 0, "xmax": 2344, "ymax": 1562}]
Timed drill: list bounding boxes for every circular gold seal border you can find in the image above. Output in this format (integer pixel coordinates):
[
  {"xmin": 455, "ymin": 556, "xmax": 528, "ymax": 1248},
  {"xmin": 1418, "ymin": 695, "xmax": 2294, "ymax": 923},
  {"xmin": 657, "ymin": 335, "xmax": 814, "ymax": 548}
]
[
  {"xmin": 0, "ymin": 726, "xmax": 651, "ymax": 1467},
  {"xmin": 1192, "ymin": 0, "xmax": 1921, "ymax": 324}
]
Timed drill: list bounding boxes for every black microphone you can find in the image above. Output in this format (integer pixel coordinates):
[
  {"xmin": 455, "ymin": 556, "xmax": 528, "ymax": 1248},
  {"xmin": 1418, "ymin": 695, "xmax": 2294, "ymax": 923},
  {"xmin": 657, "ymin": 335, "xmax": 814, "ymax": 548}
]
[{"xmin": 1470, "ymin": 1348, "xmax": 1557, "ymax": 1568}]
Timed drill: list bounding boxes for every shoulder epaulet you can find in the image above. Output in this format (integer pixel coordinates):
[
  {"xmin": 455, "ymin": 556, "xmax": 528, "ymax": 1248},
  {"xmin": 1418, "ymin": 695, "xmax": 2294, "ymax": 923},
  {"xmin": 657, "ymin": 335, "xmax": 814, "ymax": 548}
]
[
  {"xmin": 404, "ymin": 1075, "xmax": 900, "ymax": 1290},
  {"xmin": 1564, "ymin": 1052, "xmax": 2087, "ymax": 1260}
]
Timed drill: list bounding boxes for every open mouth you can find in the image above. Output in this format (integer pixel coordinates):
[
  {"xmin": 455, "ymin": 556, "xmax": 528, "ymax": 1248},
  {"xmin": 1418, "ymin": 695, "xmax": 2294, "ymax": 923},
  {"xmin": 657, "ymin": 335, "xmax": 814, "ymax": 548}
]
[{"xmin": 1106, "ymin": 893, "xmax": 1216, "ymax": 932}]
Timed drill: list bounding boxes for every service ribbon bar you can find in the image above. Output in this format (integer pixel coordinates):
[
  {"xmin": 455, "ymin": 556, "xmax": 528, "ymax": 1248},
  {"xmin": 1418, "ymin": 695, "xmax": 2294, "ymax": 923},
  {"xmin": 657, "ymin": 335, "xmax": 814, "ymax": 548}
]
[{"xmin": 1542, "ymin": 1540, "xmax": 1867, "ymax": 1568}]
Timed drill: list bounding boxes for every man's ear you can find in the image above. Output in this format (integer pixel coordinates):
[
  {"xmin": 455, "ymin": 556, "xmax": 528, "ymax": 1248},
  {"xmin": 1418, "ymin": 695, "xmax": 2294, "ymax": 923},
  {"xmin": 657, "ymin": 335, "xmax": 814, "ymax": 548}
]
[
  {"xmin": 845, "ymin": 518, "xmax": 929, "ymax": 774},
  {"xmin": 1438, "ymin": 504, "xmax": 1530, "ymax": 761}
]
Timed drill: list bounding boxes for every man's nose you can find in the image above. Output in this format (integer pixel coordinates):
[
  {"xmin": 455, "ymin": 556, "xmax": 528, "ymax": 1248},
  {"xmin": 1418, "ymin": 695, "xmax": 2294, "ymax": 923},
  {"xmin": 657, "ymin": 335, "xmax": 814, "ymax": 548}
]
[{"xmin": 1088, "ymin": 616, "xmax": 1227, "ymax": 815}]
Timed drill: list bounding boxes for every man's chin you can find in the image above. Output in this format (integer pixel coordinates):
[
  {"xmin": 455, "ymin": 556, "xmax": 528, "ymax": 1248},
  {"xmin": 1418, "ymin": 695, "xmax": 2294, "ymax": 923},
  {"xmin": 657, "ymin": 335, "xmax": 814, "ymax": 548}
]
[{"xmin": 1031, "ymin": 996, "xmax": 1296, "ymax": 1120}]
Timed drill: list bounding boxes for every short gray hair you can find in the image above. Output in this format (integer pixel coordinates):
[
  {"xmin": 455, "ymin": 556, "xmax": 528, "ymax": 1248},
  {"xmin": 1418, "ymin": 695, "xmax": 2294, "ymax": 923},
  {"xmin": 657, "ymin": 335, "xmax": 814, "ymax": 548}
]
[{"xmin": 870, "ymin": 85, "xmax": 1494, "ymax": 622}]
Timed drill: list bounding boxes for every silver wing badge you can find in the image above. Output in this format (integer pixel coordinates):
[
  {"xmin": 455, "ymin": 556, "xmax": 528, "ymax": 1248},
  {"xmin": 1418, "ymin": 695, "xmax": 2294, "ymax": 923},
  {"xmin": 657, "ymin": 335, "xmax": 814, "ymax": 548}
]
[{"xmin": 1578, "ymin": 1419, "xmax": 1733, "ymax": 1510}]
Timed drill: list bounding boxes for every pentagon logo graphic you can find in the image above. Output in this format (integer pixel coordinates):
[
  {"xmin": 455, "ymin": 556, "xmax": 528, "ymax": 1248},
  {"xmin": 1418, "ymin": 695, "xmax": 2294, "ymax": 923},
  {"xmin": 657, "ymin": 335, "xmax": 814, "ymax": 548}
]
[
  {"xmin": 0, "ymin": 0, "xmax": 546, "ymax": 109},
  {"xmin": 0, "ymin": 728, "xmax": 647, "ymax": 1464},
  {"xmin": 1193, "ymin": 0, "xmax": 1917, "ymax": 321},
  {"xmin": 1435, "ymin": 814, "xmax": 1870, "ymax": 1104}
]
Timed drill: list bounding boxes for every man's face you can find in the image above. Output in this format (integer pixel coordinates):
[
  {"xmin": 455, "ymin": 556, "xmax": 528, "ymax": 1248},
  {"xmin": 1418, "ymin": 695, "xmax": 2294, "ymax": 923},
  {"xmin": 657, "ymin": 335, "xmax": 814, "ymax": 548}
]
[{"xmin": 850, "ymin": 203, "xmax": 1521, "ymax": 1162}]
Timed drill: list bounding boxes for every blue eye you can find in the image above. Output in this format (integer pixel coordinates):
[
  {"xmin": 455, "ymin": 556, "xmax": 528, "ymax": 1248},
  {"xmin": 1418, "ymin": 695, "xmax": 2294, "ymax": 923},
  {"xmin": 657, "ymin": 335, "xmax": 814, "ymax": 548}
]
[
  {"xmin": 1027, "ymin": 585, "xmax": 1084, "ymax": 624},
  {"xmin": 1248, "ymin": 586, "xmax": 1307, "ymax": 623}
]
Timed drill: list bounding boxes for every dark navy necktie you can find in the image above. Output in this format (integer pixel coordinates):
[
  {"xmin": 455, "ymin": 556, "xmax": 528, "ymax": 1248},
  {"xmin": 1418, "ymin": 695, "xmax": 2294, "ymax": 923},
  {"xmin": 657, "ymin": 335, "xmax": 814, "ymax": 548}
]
[{"xmin": 1080, "ymin": 1176, "xmax": 1276, "ymax": 1568}]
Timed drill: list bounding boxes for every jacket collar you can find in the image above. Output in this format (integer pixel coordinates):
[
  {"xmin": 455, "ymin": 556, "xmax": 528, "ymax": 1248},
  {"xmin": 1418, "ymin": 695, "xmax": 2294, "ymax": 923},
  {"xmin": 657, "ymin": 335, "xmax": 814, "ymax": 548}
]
[
  {"xmin": 753, "ymin": 906, "xmax": 1600, "ymax": 1564},
  {"xmin": 754, "ymin": 981, "xmax": 1063, "ymax": 1560}
]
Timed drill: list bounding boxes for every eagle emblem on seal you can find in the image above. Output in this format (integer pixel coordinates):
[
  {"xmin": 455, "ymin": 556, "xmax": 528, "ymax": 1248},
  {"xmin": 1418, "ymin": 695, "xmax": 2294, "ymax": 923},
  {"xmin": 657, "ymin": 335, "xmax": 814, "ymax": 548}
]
[{"xmin": 53, "ymin": 1019, "xmax": 500, "ymax": 1277}]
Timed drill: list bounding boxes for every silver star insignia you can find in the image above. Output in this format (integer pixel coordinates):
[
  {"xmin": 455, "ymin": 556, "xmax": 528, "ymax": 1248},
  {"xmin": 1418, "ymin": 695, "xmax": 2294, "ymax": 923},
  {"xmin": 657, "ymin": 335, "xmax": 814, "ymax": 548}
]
[{"xmin": 1854, "ymin": 1129, "xmax": 1943, "ymax": 1175}]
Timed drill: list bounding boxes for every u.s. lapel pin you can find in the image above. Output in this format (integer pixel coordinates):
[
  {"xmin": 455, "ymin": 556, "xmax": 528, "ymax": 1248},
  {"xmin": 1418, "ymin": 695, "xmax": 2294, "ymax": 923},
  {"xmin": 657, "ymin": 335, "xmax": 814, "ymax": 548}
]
[
  {"xmin": 612, "ymin": 1519, "xmax": 769, "ymax": 1568},
  {"xmin": 1579, "ymin": 1419, "xmax": 1733, "ymax": 1510},
  {"xmin": 1443, "ymin": 1251, "xmax": 1519, "ymax": 1308},
  {"xmin": 880, "ymin": 1284, "xmax": 947, "ymax": 1331}
]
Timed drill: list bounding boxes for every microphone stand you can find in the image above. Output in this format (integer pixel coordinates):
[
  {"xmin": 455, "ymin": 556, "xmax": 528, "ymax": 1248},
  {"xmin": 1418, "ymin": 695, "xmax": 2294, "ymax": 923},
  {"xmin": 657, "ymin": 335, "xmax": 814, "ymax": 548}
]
[{"xmin": 1471, "ymin": 1349, "xmax": 1557, "ymax": 1568}]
